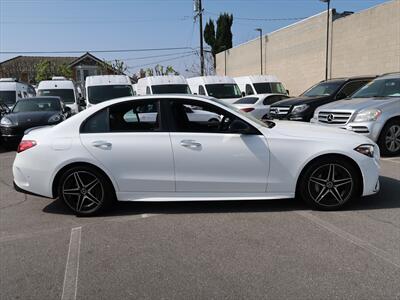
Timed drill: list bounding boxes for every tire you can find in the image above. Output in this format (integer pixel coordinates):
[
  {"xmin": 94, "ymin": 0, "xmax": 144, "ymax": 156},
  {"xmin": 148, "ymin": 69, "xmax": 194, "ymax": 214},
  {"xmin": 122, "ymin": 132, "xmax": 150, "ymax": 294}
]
[
  {"xmin": 57, "ymin": 166, "xmax": 115, "ymax": 216},
  {"xmin": 377, "ymin": 119, "xmax": 400, "ymax": 157},
  {"xmin": 298, "ymin": 157, "xmax": 361, "ymax": 210}
]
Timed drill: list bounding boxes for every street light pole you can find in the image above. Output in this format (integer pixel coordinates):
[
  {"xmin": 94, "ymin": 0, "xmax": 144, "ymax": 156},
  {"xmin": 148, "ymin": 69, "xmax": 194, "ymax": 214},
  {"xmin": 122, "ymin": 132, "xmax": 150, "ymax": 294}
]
[
  {"xmin": 320, "ymin": 0, "xmax": 330, "ymax": 80},
  {"xmin": 255, "ymin": 28, "xmax": 263, "ymax": 75},
  {"xmin": 194, "ymin": 0, "xmax": 205, "ymax": 76}
]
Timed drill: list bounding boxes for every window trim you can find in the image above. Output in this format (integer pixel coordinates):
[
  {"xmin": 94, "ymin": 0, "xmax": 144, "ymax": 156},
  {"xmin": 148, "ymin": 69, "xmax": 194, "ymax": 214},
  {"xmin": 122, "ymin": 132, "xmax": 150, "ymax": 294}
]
[{"xmin": 165, "ymin": 98, "xmax": 261, "ymax": 135}]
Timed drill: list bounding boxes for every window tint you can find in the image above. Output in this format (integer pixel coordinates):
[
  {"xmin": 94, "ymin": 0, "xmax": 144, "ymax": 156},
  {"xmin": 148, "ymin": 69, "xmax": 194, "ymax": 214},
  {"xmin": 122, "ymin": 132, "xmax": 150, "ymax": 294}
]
[
  {"xmin": 205, "ymin": 84, "xmax": 241, "ymax": 99},
  {"xmin": 234, "ymin": 97, "xmax": 258, "ymax": 104},
  {"xmin": 110, "ymin": 100, "xmax": 160, "ymax": 132},
  {"xmin": 352, "ymin": 78, "xmax": 400, "ymax": 98},
  {"xmin": 245, "ymin": 84, "xmax": 254, "ymax": 95},
  {"xmin": 151, "ymin": 84, "xmax": 191, "ymax": 94},
  {"xmin": 168, "ymin": 99, "xmax": 256, "ymax": 134},
  {"xmin": 13, "ymin": 98, "xmax": 61, "ymax": 112},
  {"xmin": 38, "ymin": 89, "xmax": 75, "ymax": 104},
  {"xmin": 337, "ymin": 80, "xmax": 370, "ymax": 99},
  {"xmin": 87, "ymin": 85, "xmax": 133, "ymax": 104},
  {"xmin": 198, "ymin": 85, "xmax": 206, "ymax": 95},
  {"xmin": 263, "ymin": 95, "xmax": 289, "ymax": 105},
  {"xmin": 0, "ymin": 91, "xmax": 16, "ymax": 105},
  {"xmin": 301, "ymin": 81, "xmax": 344, "ymax": 97},
  {"xmin": 253, "ymin": 82, "xmax": 287, "ymax": 94},
  {"xmin": 81, "ymin": 109, "xmax": 109, "ymax": 133}
]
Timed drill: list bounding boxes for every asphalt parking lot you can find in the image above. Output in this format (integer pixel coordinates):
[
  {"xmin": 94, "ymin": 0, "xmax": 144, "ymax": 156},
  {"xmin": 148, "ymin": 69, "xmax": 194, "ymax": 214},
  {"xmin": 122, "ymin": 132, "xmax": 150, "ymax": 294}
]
[{"xmin": 1, "ymin": 148, "xmax": 399, "ymax": 300}]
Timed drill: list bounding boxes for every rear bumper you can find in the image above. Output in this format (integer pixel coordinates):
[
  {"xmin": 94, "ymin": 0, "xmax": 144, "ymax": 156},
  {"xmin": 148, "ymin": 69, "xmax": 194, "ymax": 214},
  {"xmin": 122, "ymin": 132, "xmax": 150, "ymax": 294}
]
[{"xmin": 13, "ymin": 181, "xmax": 52, "ymax": 198}]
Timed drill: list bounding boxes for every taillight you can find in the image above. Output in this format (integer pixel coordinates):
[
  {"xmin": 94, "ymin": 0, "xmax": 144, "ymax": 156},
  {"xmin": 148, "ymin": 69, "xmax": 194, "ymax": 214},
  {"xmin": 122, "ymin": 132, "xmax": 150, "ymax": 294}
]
[
  {"xmin": 240, "ymin": 108, "xmax": 254, "ymax": 113},
  {"xmin": 17, "ymin": 140, "xmax": 37, "ymax": 153}
]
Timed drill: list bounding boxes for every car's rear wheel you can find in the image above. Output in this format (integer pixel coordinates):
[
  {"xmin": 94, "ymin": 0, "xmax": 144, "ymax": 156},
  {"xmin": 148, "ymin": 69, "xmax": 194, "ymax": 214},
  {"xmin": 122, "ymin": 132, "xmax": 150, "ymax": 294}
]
[
  {"xmin": 298, "ymin": 157, "xmax": 361, "ymax": 210},
  {"xmin": 58, "ymin": 166, "xmax": 114, "ymax": 216},
  {"xmin": 378, "ymin": 119, "xmax": 400, "ymax": 156}
]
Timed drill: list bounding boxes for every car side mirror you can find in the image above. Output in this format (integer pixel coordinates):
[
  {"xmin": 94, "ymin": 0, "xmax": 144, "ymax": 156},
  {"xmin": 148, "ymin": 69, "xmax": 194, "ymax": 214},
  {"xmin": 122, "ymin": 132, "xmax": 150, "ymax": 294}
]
[
  {"xmin": 79, "ymin": 99, "xmax": 86, "ymax": 107},
  {"xmin": 64, "ymin": 106, "xmax": 72, "ymax": 116},
  {"xmin": 241, "ymin": 92, "xmax": 246, "ymax": 97},
  {"xmin": 229, "ymin": 119, "xmax": 252, "ymax": 134},
  {"xmin": 286, "ymin": 90, "xmax": 290, "ymax": 95}
]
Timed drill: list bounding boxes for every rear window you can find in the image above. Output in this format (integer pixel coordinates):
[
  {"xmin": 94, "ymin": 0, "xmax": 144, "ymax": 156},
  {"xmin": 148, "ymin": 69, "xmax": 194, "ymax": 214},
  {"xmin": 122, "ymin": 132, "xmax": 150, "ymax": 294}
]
[
  {"xmin": 234, "ymin": 97, "xmax": 259, "ymax": 104},
  {"xmin": 151, "ymin": 84, "xmax": 191, "ymax": 94},
  {"xmin": 253, "ymin": 82, "xmax": 287, "ymax": 94},
  {"xmin": 38, "ymin": 89, "xmax": 75, "ymax": 104}
]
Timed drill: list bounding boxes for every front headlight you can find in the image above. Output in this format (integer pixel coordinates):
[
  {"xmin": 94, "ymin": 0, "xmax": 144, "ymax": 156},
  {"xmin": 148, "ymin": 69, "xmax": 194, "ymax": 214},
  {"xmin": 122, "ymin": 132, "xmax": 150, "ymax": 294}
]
[
  {"xmin": 291, "ymin": 104, "xmax": 309, "ymax": 114},
  {"xmin": 353, "ymin": 108, "xmax": 381, "ymax": 122},
  {"xmin": 354, "ymin": 144, "xmax": 375, "ymax": 157},
  {"xmin": 0, "ymin": 117, "xmax": 13, "ymax": 126},
  {"xmin": 48, "ymin": 114, "xmax": 61, "ymax": 123}
]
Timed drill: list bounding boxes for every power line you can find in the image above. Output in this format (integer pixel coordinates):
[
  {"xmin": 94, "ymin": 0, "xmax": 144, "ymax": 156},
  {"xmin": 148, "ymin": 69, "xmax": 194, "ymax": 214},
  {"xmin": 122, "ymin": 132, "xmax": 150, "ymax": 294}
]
[
  {"xmin": 128, "ymin": 53, "xmax": 196, "ymax": 70},
  {"xmin": 0, "ymin": 47, "xmax": 195, "ymax": 55},
  {"xmin": 119, "ymin": 50, "xmax": 197, "ymax": 62},
  {"xmin": 204, "ymin": 10, "xmax": 308, "ymax": 22}
]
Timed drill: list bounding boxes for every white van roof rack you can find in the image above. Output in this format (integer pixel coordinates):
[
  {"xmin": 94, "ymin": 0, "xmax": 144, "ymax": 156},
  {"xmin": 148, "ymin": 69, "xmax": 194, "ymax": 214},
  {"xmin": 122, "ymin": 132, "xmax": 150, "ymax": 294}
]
[
  {"xmin": 0, "ymin": 78, "xmax": 18, "ymax": 82},
  {"xmin": 52, "ymin": 76, "xmax": 68, "ymax": 80}
]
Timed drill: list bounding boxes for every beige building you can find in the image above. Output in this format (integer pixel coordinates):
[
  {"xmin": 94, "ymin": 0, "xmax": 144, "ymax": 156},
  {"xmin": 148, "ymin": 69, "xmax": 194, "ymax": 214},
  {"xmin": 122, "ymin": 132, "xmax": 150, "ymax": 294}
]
[{"xmin": 216, "ymin": 0, "xmax": 400, "ymax": 96}]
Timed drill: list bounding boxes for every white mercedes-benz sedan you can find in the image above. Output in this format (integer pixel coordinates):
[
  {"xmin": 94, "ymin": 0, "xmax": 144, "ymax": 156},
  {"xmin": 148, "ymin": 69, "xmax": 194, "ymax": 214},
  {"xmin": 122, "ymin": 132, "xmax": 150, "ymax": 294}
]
[{"xmin": 13, "ymin": 95, "xmax": 380, "ymax": 216}]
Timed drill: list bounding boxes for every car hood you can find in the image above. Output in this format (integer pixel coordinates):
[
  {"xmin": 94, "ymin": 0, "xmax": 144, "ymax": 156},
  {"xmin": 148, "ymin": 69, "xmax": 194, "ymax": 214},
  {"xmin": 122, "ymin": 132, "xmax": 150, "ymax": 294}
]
[
  {"xmin": 316, "ymin": 97, "xmax": 399, "ymax": 111},
  {"xmin": 265, "ymin": 120, "xmax": 370, "ymax": 143},
  {"xmin": 5, "ymin": 111, "xmax": 58, "ymax": 125},
  {"xmin": 272, "ymin": 96, "xmax": 330, "ymax": 106}
]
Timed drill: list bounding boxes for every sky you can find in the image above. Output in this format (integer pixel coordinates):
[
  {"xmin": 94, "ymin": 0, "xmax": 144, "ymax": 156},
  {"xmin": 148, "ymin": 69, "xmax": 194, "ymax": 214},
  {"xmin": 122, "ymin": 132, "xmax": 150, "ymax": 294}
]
[{"xmin": 0, "ymin": 0, "xmax": 391, "ymax": 76}]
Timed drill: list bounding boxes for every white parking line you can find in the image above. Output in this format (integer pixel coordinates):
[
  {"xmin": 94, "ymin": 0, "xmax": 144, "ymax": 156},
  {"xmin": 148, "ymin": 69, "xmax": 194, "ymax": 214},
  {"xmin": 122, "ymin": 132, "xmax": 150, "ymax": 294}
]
[
  {"xmin": 296, "ymin": 211, "xmax": 400, "ymax": 269},
  {"xmin": 61, "ymin": 227, "xmax": 82, "ymax": 300}
]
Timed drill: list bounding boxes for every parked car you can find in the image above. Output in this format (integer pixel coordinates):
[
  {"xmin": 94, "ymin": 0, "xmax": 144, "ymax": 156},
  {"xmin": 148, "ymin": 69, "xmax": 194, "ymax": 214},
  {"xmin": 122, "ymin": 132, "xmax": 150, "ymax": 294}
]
[
  {"xmin": 13, "ymin": 95, "xmax": 379, "ymax": 216},
  {"xmin": 311, "ymin": 73, "xmax": 400, "ymax": 156},
  {"xmin": 232, "ymin": 94, "xmax": 290, "ymax": 121},
  {"xmin": 85, "ymin": 75, "xmax": 133, "ymax": 108},
  {"xmin": 269, "ymin": 76, "xmax": 376, "ymax": 122},
  {"xmin": 187, "ymin": 76, "xmax": 242, "ymax": 103},
  {"xmin": 0, "ymin": 96, "xmax": 70, "ymax": 147},
  {"xmin": 234, "ymin": 75, "xmax": 289, "ymax": 96},
  {"xmin": 136, "ymin": 75, "xmax": 191, "ymax": 95},
  {"xmin": 37, "ymin": 76, "xmax": 83, "ymax": 114},
  {"xmin": 0, "ymin": 78, "xmax": 35, "ymax": 109}
]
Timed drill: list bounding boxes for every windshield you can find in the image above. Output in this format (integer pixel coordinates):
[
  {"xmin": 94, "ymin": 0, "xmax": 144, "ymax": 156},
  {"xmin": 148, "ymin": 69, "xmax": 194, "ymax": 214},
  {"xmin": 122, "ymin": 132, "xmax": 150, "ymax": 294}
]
[
  {"xmin": 253, "ymin": 82, "xmax": 287, "ymax": 94},
  {"xmin": 352, "ymin": 78, "xmax": 400, "ymax": 98},
  {"xmin": 151, "ymin": 84, "xmax": 191, "ymax": 94},
  {"xmin": 38, "ymin": 89, "xmax": 75, "ymax": 104},
  {"xmin": 0, "ymin": 91, "xmax": 16, "ymax": 106},
  {"xmin": 88, "ymin": 85, "xmax": 133, "ymax": 104},
  {"xmin": 234, "ymin": 97, "xmax": 259, "ymax": 104},
  {"xmin": 12, "ymin": 98, "xmax": 61, "ymax": 113},
  {"xmin": 302, "ymin": 81, "xmax": 344, "ymax": 97},
  {"xmin": 205, "ymin": 84, "xmax": 241, "ymax": 99}
]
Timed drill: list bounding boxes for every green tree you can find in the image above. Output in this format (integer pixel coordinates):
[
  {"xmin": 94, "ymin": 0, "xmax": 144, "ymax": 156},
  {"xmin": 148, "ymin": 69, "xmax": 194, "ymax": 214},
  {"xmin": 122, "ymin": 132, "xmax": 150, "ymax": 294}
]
[
  {"xmin": 204, "ymin": 13, "xmax": 233, "ymax": 68},
  {"xmin": 57, "ymin": 63, "xmax": 73, "ymax": 78},
  {"xmin": 111, "ymin": 59, "xmax": 128, "ymax": 74},
  {"xmin": 35, "ymin": 60, "xmax": 52, "ymax": 82}
]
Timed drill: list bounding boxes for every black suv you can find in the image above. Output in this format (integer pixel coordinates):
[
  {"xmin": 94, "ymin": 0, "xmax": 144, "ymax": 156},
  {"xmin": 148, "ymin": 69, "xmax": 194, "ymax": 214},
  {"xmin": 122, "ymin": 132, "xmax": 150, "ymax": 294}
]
[{"xmin": 269, "ymin": 76, "xmax": 376, "ymax": 122}]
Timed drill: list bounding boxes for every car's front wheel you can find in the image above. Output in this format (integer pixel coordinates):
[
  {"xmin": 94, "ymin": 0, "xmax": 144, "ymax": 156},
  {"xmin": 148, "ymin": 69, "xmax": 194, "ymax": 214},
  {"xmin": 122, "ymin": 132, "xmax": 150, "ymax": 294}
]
[
  {"xmin": 298, "ymin": 157, "xmax": 361, "ymax": 210},
  {"xmin": 58, "ymin": 166, "xmax": 114, "ymax": 216},
  {"xmin": 378, "ymin": 119, "xmax": 400, "ymax": 156}
]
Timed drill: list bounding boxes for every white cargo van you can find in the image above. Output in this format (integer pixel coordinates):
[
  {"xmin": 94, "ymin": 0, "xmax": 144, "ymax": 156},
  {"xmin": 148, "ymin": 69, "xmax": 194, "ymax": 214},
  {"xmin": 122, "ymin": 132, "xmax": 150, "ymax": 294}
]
[
  {"xmin": 234, "ymin": 75, "xmax": 288, "ymax": 96},
  {"xmin": 187, "ymin": 76, "xmax": 242, "ymax": 104},
  {"xmin": 136, "ymin": 75, "xmax": 191, "ymax": 95},
  {"xmin": 85, "ymin": 75, "xmax": 133, "ymax": 107},
  {"xmin": 0, "ymin": 78, "xmax": 32, "ymax": 108},
  {"xmin": 37, "ymin": 77, "xmax": 81, "ymax": 114}
]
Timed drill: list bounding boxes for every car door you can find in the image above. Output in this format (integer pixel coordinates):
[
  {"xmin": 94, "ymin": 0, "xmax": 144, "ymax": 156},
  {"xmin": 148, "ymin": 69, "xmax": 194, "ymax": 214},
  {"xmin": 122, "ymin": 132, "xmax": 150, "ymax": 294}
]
[
  {"xmin": 80, "ymin": 99, "xmax": 174, "ymax": 193},
  {"xmin": 167, "ymin": 98, "xmax": 269, "ymax": 193}
]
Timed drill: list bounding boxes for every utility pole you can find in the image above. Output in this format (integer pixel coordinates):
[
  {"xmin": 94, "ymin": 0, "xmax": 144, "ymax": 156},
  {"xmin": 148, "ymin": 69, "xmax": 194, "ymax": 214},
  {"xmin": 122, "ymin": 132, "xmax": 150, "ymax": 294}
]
[
  {"xmin": 320, "ymin": 0, "xmax": 330, "ymax": 80},
  {"xmin": 255, "ymin": 28, "xmax": 263, "ymax": 75},
  {"xmin": 194, "ymin": 0, "xmax": 205, "ymax": 76}
]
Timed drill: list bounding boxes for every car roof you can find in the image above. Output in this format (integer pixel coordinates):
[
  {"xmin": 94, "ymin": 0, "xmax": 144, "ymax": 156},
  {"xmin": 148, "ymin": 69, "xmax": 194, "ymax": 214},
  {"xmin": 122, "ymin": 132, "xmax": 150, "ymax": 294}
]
[
  {"xmin": 138, "ymin": 75, "xmax": 188, "ymax": 85},
  {"xmin": 377, "ymin": 72, "xmax": 400, "ymax": 80},
  {"xmin": 85, "ymin": 75, "xmax": 131, "ymax": 87},
  {"xmin": 187, "ymin": 76, "xmax": 236, "ymax": 85},
  {"xmin": 16, "ymin": 96, "xmax": 61, "ymax": 101},
  {"xmin": 321, "ymin": 75, "xmax": 377, "ymax": 83}
]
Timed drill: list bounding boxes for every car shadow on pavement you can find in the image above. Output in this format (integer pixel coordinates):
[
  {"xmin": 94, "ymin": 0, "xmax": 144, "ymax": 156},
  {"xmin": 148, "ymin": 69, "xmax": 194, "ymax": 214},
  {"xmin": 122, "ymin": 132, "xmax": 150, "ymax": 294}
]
[{"xmin": 42, "ymin": 176, "xmax": 400, "ymax": 217}]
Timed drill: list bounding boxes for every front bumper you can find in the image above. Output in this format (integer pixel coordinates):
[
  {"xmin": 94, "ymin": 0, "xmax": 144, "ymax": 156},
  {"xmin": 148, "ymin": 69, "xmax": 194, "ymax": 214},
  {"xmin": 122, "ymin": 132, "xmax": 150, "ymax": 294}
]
[{"xmin": 310, "ymin": 119, "xmax": 383, "ymax": 142}]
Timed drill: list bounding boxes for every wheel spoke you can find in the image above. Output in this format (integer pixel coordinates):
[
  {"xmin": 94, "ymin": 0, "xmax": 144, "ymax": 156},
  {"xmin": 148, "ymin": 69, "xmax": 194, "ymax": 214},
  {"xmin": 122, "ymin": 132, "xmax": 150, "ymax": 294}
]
[
  {"xmin": 334, "ymin": 177, "xmax": 352, "ymax": 187},
  {"xmin": 310, "ymin": 176, "xmax": 327, "ymax": 186},
  {"xmin": 85, "ymin": 192, "xmax": 101, "ymax": 205},
  {"xmin": 330, "ymin": 187, "xmax": 344, "ymax": 204},
  {"xmin": 63, "ymin": 188, "xmax": 81, "ymax": 196},
  {"xmin": 74, "ymin": 172, "xmax": 84, "ymax": 189},
  {"xmin": 76, "ymin": 195, "xmax": 85, "ymax": 212},
  {"xmin": 315, "ymin": 187, "xmax": 329, "ymax": 203},
  {"xmin": 327, "ymin": 164, "xmax": 335, "ymax": 181},
  {"xmin": 85, "ymin": 178, "xmax": 99, "ymax": 192}
]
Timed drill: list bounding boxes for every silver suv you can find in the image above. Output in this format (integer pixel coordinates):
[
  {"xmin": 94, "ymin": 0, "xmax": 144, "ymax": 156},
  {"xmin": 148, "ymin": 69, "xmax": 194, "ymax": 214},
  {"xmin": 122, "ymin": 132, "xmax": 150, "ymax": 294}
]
[{"xmin": 311, "ymin": 73, "xmax": 400, "ymax": 156}]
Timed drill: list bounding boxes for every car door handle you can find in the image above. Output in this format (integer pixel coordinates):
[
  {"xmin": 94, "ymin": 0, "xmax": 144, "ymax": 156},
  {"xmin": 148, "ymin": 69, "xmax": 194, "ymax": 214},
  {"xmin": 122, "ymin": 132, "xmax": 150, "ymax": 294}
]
[
  {"xmin": 92, "ymin": 140, "xmax": 112, "ymax": 150},
  {"xmin": 180, "ymin": 140, "xmax": 202, "ymax": 149}
]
